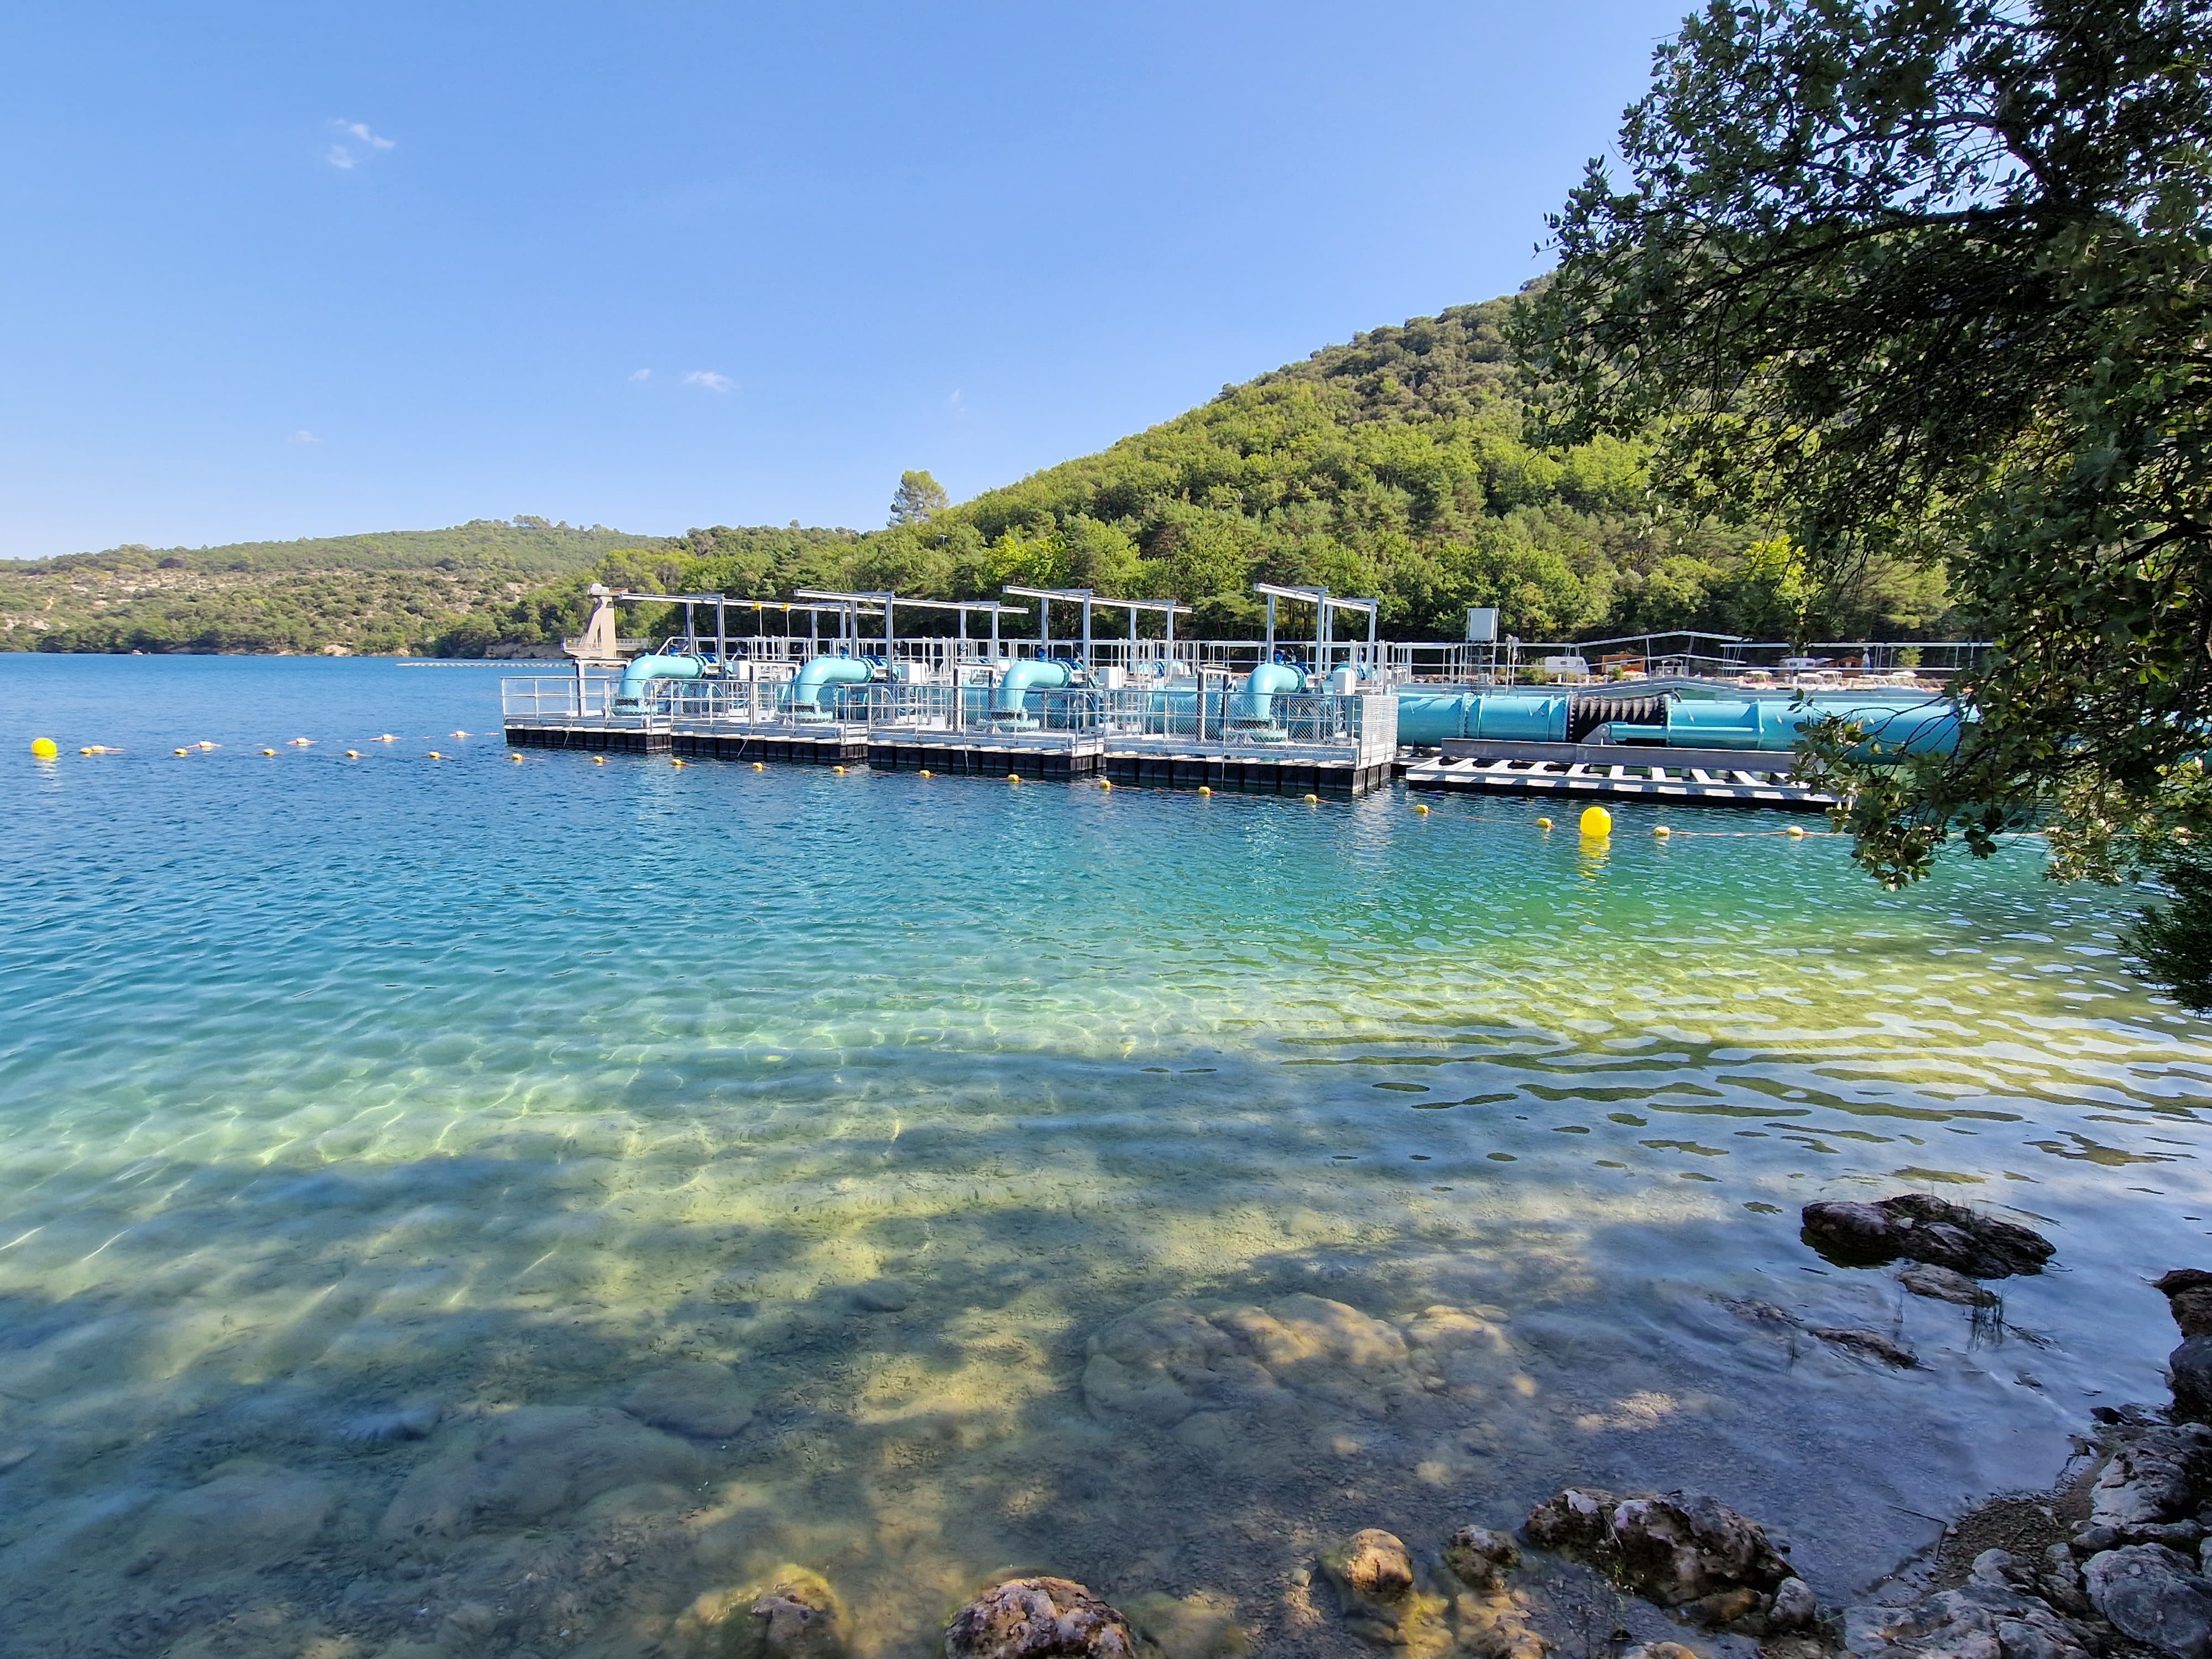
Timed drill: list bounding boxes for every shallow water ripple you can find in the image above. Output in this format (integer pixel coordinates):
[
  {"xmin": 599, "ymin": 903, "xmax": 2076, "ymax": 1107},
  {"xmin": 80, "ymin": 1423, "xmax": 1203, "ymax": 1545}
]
[{"xmin": 0, "ymin": 657, "xmax": 2209, "ymax": 1658}]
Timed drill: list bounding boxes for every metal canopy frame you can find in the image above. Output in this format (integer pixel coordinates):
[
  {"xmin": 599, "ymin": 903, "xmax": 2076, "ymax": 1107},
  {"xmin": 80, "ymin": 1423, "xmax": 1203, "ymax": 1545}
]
[
  {"xmin": 1002, "ymin": 586, "xmax": 1196, "ymax": 667},
  {"xmin": 1253, "ymin": 582, "xmax": 1380, "ymax": 671},
  {"xmin": 795, "ymin": 589, "xmax": 1029, "ymax": 658},
  {"xmin": 607, "ymin": 589, "xmax": 881, "ymax": 656}
]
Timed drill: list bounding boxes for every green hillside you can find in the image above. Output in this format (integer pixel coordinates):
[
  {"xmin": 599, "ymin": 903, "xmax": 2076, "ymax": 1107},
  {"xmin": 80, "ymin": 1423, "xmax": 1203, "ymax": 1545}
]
[
  {"xmin": 1, "ymin": 519, "xmax": 672, "ymax": 654},
  {"xmin": 13, "ymin": 291, "xmax": 1959, "ymax": 656},
  {"xmin": 459, "ymin": 294, "xmax": 1954, "ymax": 655}
]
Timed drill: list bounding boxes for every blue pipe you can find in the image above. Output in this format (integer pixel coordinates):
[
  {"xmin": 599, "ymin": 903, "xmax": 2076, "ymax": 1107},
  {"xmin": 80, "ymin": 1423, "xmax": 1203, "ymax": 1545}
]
[
  {"xmin": 1392, "ymin": 692, "xmax": 1569, "ymax": 745},
  {"xmin": 1229, "ymin": 662, "xmax": 1307, "ymax": 727},
  {"xmin": 787, "ymin": 654, "xmax": 875, "ymax": 721},
  {"xmin": 1670, "ymin": 697, "xmax": 1960, "ymax": 756},
  {"xmin": 992, "ymin": 658, "xmax": 1076, "ymax": 721},
  {"xmin": 614, "ymin": 652, "xmax": 705, "ymax": 709}
]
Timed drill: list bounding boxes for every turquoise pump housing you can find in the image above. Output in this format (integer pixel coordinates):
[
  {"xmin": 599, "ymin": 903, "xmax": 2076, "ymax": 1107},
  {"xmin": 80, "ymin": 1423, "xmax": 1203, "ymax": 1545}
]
[{"xmin": 614, "ymin": 652, "xmax": 705, "ymax": 710}]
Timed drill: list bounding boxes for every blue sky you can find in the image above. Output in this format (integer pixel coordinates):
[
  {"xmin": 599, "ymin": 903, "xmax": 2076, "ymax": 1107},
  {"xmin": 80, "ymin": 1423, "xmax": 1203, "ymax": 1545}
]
[{"xmin": 0, "ymin": 1, "xmax": 1687, "ymax": 559}]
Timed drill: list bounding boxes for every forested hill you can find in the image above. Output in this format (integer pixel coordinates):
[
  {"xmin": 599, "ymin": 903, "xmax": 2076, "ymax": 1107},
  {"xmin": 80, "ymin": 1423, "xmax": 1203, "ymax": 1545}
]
[
  {"xmin": 458, "ymin": 293, "xmax": 1955, "ymax": 656},
  {"xmin": 1, "ymin": 520, "xmax": 672, "ymax": 654},
  {"xmin": 12, "ymin": 291, "xmax": 1959, "ymax": 655}
]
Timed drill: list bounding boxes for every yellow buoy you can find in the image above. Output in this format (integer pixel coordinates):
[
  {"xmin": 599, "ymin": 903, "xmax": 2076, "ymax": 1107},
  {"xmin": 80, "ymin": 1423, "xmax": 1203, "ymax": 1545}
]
[
  {"xmin": 1579, "ymin": 806, "xmax": 1613, "ymax": 838},
  {"xmin": 592, "ymin": 756, "xmax": 607, "ymax": 765},
  {"xmin": 750, "ymin": 761, "xmax": 764, "ymax": 771},
  {"xmin": 196, "ymin": 741, "xmax": 217, "ymax": 750},
  {"xmin": 1008, "ymin": 773, "xmax": 1021, "ymax": 783},
  {"xmin": 1787, "ymin": 825, "xmax": 1807, "ymax": 838},
  {"xmin": 1303, "ymin": 794, "xmax": 1320, "ymax": 804},
  {"xmin": 919, "ymin": 769, "xmax": 932, "ymax": 778},
  {"xmin": 1099, "ymin": 779, "xmax": 1112, "ymax": 790},
  {"xmin": 510, "ymin": 753, "xmax": 524, "ymax": 761},
  {"xmin": 1654, "ymin": 825, "xmax": 1672, "ymax": 838},
  {"xmin": 262, "ymin": 748, "xmax": 277, "ymax": 757},
  {"xmin": 345, "ymin": 750, "xmax": 361, "ymax": 758},
  {"xmin": 1536, "ymin": 816, "xmax": 1553, "ymax": 829},
  {"xmin": 1198, "ymin": 785, "xmax": 1212, "ymax": 796},
  {"xmin": 428, "ymin": 750, "xmax": 443, "ymax": 760},
  {"xmin": 833, "ymin": 765, "xmax": 846, "ymax": 774},
  {"xmin": 30, "ymin": 737, "xmax": 58, "ymax": 760},
  {"xmin": 672, "ymin": 758, "xmax": 686, "ymax": 768},
  {"xmin": 1414, "ymin": 802, "xmax": 1431, "ymax": 815}
]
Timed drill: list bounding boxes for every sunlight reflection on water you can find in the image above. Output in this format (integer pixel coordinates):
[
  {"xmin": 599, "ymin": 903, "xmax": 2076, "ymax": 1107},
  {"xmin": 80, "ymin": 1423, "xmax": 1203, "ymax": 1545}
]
[{"xmin": 1, "ymin": 656, "xmax": 2209, "ymax": 1658}]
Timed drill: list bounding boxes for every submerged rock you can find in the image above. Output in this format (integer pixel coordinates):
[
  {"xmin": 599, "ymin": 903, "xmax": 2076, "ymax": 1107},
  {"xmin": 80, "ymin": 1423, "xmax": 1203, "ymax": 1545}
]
[
  {"xmin": 1082, "ymin": 1293, "xmax": 1436, "ymax": 1429},
  {"xmin": 2083, "ymin": 1543, "xmax": 2212, "ymax": 1657},
  {"xmin": 735, "ymin": 1568, "xmax": 849, "ymax": 1659},
  {"xmin": 624, "ymin": 1361, "xmax": 756, "ymax": 1439},
  {"xmin": 1524, "ymin": 1488, "xmax": 1802, "ymax": 1630},
  {"xmin": 1801, "ymin": 1193, "xmax": 2054, "ymax": 1278},
  {"xmin": 944, "ymin": 1577, "xmax": 1138, "ymax": 1659},
  {"xmin": 1901, "ymin": 1264, "xmax": 2000, "ymax": 1307},
  {"xmin": 1443, "ymin": 1525, "xmax": 1521, "ymax": 1592},
  {"xmin": 1318, "ymin": 1528, "xmax": 1450, "ymax": 1650},
  {"xmin": 129, "ymin": 1462, "xmax": 332, "ymax": 1579},
  {"xmin": 380, "ymin": 1405, "xmax": 704, "ymax": 1541},
  {"xmin": 669, "ymin": 1569, "xmax": 848, "ymax": 1659},
  {"xmin": 1811, "ymin": 1326, "xmax": 1919, "ymax": 1368},
  {"xmin": 338, "ymin": 1398, "xmax": 442, "ymax": 1445},
  {"xmin": 1121, "ymin": 1592, "xmax": 1250, "ymax": 1659},
  {"xmin": 849, "ymin": 1280, "xmax": 911, "ymax": 1313},
  {"xmin": 1322, "ymin": 1528, "xmax": 1416, "ymax": 1603}
]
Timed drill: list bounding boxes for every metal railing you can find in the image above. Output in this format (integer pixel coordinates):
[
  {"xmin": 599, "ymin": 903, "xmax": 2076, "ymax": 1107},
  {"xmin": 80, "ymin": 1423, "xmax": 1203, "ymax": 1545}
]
[{"xmin": 501, "ymin": 672, "xmax": 1396, "ymax": 764}]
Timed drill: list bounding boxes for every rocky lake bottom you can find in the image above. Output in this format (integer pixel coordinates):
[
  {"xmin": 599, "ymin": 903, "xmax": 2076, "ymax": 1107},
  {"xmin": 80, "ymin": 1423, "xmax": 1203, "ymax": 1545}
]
[{"xmin": 3, "ymin": 656, "xmax": 2210, "ymax": 1659}]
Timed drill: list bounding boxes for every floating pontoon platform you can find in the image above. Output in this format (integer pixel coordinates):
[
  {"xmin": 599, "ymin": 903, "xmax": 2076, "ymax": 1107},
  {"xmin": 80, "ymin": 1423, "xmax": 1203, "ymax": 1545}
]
[{"xmin": 1406, "ymin": 742, "xmax": 1837, "ymax": 811}]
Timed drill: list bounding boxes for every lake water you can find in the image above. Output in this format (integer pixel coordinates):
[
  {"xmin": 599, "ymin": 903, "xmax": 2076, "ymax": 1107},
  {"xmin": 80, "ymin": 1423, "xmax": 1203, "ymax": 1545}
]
[{"xmin": 2, "ymin": 655, "xmax": 2208, "ymax": 1659}]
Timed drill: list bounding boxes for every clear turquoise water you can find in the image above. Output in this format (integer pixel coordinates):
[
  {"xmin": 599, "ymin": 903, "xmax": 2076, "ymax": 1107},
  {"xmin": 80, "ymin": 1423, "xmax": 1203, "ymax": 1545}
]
[{"xmin": 2, "ymin": 655, "xmax": 2209, "ymax": 1659}]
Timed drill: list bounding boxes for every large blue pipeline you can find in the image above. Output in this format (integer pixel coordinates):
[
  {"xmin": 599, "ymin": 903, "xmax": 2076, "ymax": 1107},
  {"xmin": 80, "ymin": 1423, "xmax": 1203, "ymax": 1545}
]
[
  {"xmin": 1394, "ymin": 690, "xmax": 1960, "ymax": 756},
  {"xmin": 789, "ymin": 655, "xmax": 875, "ymax": 721},
  {"xmin": 613, "ymin": 652, "xmax": 705, "ymax": 710}
]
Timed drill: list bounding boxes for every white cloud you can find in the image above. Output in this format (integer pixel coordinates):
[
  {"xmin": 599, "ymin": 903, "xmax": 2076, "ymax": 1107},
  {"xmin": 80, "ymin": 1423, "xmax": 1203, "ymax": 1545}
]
[
  {"xmin": 683, "ymin": 370, "xmax": 733, "ymax": 393},
  {"xmin": 289, "ymin": 430, "xmax": 321, "ymax": 445},
  {"xmin": 629, "ymin": 368, "xmax": 652, "ymax": 383},
  {"xmin": 326, "ymin": 121, "xmax": 395, "ymax": 170},
  {"xmin": 946, "ymin": 389, "xmax": 966, "ymax": 418}
]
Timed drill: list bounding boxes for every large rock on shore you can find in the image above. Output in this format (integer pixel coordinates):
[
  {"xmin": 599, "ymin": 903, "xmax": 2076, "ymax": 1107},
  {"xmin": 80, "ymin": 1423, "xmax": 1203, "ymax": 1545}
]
[
  {"xmin": 1801, "ymin": 1194, "xmax": 2054, "ymax": 1278},
  {"xmin": 1844, "ymin": 1583, "xmax": 2093, "ymax": 1659},
  {"xmin": 2089, "ymin": 1422, "xmax": 2211, "ymax": 1531},
  {"xmin": 944, "ymin": 1577, "xmax": 1138, "ymax": 1659},
  {"xmin": 2157, "ymin": 1271, "xmax": 2212, "ymax": 1338},
  {"xmin": 2083, "ymin": 1544, "xmax": 2212, "ymax": 1657},
  {"xmin": 1523, "ymin": 1488, "xmax": 1811, "ymax": 1631}
]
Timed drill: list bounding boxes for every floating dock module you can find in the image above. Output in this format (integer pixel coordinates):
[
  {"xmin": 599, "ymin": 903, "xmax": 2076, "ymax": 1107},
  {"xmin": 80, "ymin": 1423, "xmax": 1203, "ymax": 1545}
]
[
  {"xmin": 1405, "ymin": 753, "xmax": 1837, "ymax": 811},
  {"xmin": 1103, "ymin": 752, "xmax": 1392, "ymax": 795},
  {"xmin": 868, "ymin": 738, "xmax": 1102, "ymax": 779}
]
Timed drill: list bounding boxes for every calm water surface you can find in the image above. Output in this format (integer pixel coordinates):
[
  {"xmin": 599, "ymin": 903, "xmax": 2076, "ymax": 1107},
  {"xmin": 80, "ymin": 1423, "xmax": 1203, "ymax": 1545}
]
[{"xmin": 2, "ymin": 656, "xmax": 2208, "ymax": 1658}]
